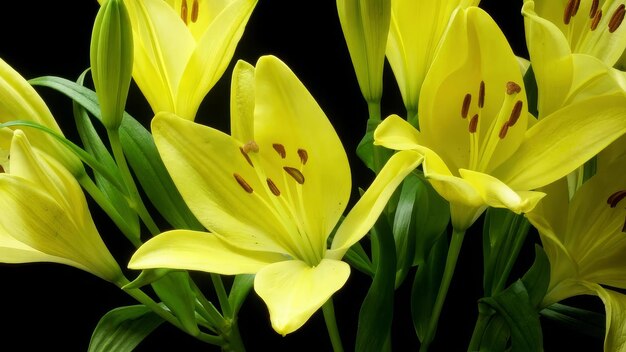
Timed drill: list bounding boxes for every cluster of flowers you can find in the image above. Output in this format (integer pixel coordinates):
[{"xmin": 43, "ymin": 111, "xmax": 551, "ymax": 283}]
[{"xmin": 2, "ymin": 0, "xmax": 626, "ymax": 351}]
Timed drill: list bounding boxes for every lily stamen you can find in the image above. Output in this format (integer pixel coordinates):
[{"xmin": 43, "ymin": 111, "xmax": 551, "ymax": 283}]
[
  {"xmin": 234, "ymin": 173, "xmax": 253, "ymax": 193},
  {"xmin": 284, "ymin": 166, "xmax": 305, "ymax": 184},
  {"xmin": 267, "ymin": 178, "xmax": 281, "ymax": 196},
  {"xmin": 297, "ymin": 148, "xmax": 309, "ymax": 165},
  {"xmin": 590, "ymin": 0, "xmax": 600, "ymax": 18},
  {"xmin": 461, "ymin": 93, "xmax": 472, "ymax": 118},
  {"xmin": 507, "ymin": 100, "xmax": 524, "ymax": 127},
  {"xmin": 273, "ymin": 143, "xmax": 286, "ymax": 158},
  {"xmin": 469, "ymin": 114, "xmax": 479, "ymax": 133},
  {"xmin": 609, "ymin": 4, "xmax": 626, "ymax": 33},
  {"xmin": 240, "ymin": 147, "xmax": 254, "ymax": 167},
  {"xmin": 608, "ymin": 190, "xmax": 626, "ymax": 207},
  {"xmin": 181, "ymin": 0, "xmax": 188, "ymax": 25},
  {"xmin": 591, "ymin": 9, "xmax": 603, "ymax": 30},
  {"xmin": 478, "ymin": 81, "xmax": 485, "ymax": 108},
  {"xmin": 191, "ymin": 0, "xmax": 199, "ymax": 23},
  {"xmin": 563, "ymin": 0, "xmax": 576, "ymax": 24}
]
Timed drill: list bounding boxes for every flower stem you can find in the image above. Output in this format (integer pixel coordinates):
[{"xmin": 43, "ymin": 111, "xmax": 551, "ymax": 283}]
[
  {"xmin": 322, "ymin": 297, "xmax": 344, "ymax": 352},
  {"xmin": 419, "ymin": 228, "xmax": 466, "ymax": 352}
]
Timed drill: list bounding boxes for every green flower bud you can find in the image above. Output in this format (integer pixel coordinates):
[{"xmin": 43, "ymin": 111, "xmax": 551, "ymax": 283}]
[{"xmin": 90, "ymin": 0, "xmax": 133, "ymax": 130}]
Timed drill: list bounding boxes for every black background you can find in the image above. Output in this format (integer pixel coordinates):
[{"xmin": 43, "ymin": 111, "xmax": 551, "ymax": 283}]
[{"xmin": 0, "ymin": 1, "xmax": 602, "ymax": 351}]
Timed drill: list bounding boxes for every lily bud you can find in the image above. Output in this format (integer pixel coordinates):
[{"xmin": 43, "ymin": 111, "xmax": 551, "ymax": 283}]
[
  {"xmin": 337, "ymin": 0, "xmax": 390, "ymax": 106},
  {"xmin": 90, "ymin": 0, "xmax": 133, "ymax": 130}
]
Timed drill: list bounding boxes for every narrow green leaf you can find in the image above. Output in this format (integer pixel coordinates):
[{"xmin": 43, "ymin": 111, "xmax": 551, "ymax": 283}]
[
  {"xmin": 520, "ymin": 245, "xmax": 550, "ymax": 308},
  {"xmin": 228, "ymin": 274, "xmax": 255, "ymax": 317},
  {"xmin": 413, "ymin": 175, "xmax": 450, "ymax": 266},
  {"xmin": 88, "ymin": 305, "xmax": 163, "ymax": 352},
  {"xmin": 540, "ymin": 303, "xmax": 605, "ymax": 339},
  {"xmin": 392, "ymin": 174, "xmax": 421, "ymax": 286}
]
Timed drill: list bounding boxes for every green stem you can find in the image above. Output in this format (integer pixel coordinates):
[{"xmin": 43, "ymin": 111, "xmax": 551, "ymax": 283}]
[
  {"xmin": 467, "ymin": 309, "xmax": 491, "ymax": 350},
  {"xmin": 366, "ymin": 100, "xmax": 385, "ymax": 174},
  {"xmin": 211, "ymin": 274, "xmax": 233, "ymax": 318},
  {"xmin": 419, "ymin": 228, "xmax": 466, "ymax": 352},
  {"xmin": 107, "ymin": 128, "xmax": 160, "ymax": 236},
  {"xmin": 492, "ymin": 217, "xmax": 530, "ymax": 294},
  {"xmin": 322, "ymin": 298, "xmax": 344, "ymax": 352},
  {"xmin": 78, "ymin": 174, "xmax": 142, "ymax": 247}
]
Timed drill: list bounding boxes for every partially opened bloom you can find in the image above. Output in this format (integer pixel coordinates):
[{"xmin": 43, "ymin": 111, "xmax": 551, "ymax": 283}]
[
  {"xmin": 374, "ymin": 7, "xmax": 626, "ymax": 231},
  {"xmin": 105, "ymin": 0, "xmax": 257, "ymax": 120},
  {"xmin": 128, "ymin": 55, "xmax": 422, "ymax": 335},
  {"xmin": 526, "ymin": 154, "xmax": 626, "ymax": 351},
  {"xmin": 0, "ymin": 57, "xmax": 83, "ymax": 175},
  {"xmin": 386, "ymin": 0, "xmax": 478, "ymax": 121},
  {"xmin": 0, "ymin": 130, "xmax": 123, "ymax": 283}
]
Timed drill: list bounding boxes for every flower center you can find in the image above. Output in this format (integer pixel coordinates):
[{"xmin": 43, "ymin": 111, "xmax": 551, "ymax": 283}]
[
  {"xmin": 460, "ymin": 80, "xmax": 524, "ymax": 172},
  {"xmin": 561, "ymin": 0, "xmax": 626, "ymax": 52}
]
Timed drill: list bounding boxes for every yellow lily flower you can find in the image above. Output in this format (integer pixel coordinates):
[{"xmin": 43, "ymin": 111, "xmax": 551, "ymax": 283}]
[
  {"xmin": 0, "ymin": 57, "xmax": 83, "ymax": 175},
  {"xmin": 104, "ymin": 0, "xmax": 257, "ymax": 120},
  {"xmin": 386, "ymin": 0, "xmax": 478, "ymax": 121},
  {"xmin": 525, "ymin": 153, "xmax": 626, "ymax": 351},
  {"xmin": 0, "ymin": 130, "xmax": 123, "ymax": 283},
  {"xmin": 374, "ymin": 6, "xmax": 626, "ymax": 231},
  {"xmin": 128, "ymin": 55, "xmax": 422, "ymax": 335}
]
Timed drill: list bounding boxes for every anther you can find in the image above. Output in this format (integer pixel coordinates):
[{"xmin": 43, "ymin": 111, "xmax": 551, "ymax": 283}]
[
  {"xmin": 608, "ymin": 4, "xmax": 626, "ymax": 33},
  {"xmin": 181, "ymin": 0, "xmax": 188, "ymax": 25},
  {"xmin": 506, "ymin": 82, "xmax": 522, "ymax": 95},
  {"xmin": 498, "ymin": 123, "xmax": 510, "ymax": 139},
  {"xmin": 267, "ymin": 178, "xmax": 281, "ymax": 196},
  {"xmin": 191, "ymin": 0, "xmax": 199, "ymax": 23},
  {"xmin": 297, "ymin": 149, "xmax": 309, "ymax": 165},
  {"xmin": 461, "ymin": 93, "xmax": 472, "ymax": 118},
  {"xmin": 243, "ymin": 140, "xmax": 259, "ymax": 153},
  {"xmin": 284, "ymin": 167, "xmax": 305, "ymax": 184},
  {"xmin": 608, "ymin": 190, "xmax": 626, "ymax": 208},
  {"xmin": 572, "ymin": 0, "xmax": 581, "ymax": 16},
  {"xmin": 469, "ymin": 114, "xmax": 479, "ymax": 133},
  {"xmin": 621, "ymin": 217, "xmax": 626, "ymax": 233},
  {"xmin": 590, "ymin": 0, "xmax": 599, "ymax": 18},
  {"xmin": 508, "ymin": 101, "xmax": 524, "ymax": 127},
  {"xmin": 478, "ymin": 81, "xmax": 485, "ymax": 108},
  {"xmin": 591, "ymin": 9, "xmax": 603, "ymax": 30},
  {"xmin": 234, "ymin": 173, "xmax": 253, "ymax": 193},
  {"xmin": 239, "ymin": 147, "xmax": 254, "ymax": 167},
  {"xmin": 564, "ymin": 0, "xmax": 575, "ymax": 24},
  {"xmin": 273, "ymin": 143, "xmax": 286, "ymax": 158}
]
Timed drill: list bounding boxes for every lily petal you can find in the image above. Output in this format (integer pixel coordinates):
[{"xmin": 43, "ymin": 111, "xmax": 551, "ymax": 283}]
[
  {"xmin": 230, "ymin": 59, "xmax": 256, "ymax": 142},
  {"xmin": 579, "ymin": 282, "xmax": 626, "ymax": 352},
  {"xmin": 254, "ymin": 259, "xmax": 350, "ymax": 335},
  {"xmin": 129, "ymin": 230, "xmax": 287, "ymax": 275}
]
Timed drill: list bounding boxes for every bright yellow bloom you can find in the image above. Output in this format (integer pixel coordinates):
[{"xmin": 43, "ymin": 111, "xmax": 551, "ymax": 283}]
[
  {"xmin": 386, "ymin": 0, "xmax": 478, "ymax": 120},
  {"xmin": 526, "ymin": 153, "xmax": 626, "ymax": 351},
  {"xmin": 128, "ymin": 55, "xmax": 422, "ymax": 335},
  {"xmin": 0, "ymin": 130, "xmax": 123, "ymax": 283},
  {"xmin": 0, "ymin": 57, "xmax": 83, "ymax": 175},
  {"xmin": 103, "ymin": 0, "xmax": 257, "ymax": 120},
  {"xmin": 374, "ymin": 7, "xmax": 626, "ymax": 231}
]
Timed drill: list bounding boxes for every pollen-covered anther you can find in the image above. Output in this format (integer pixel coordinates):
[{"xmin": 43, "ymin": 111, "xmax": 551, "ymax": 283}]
[
  {"xmin": 297, "ymin": 148, "xmax": 309, "ymax": 165},
  {"xmin": 267, "ymin": 178, "xmax": 281, "ymax": 196},
  {"xmin": 284, "ymin": 166, "xmax": 305, "ymax": 184},
  {"xmin": 507, "ymin": 100, "xmax": 524, "ymax": 127},
  {"xmin": 234, "ymin": 173, "xmax": 253, "ymax": 193},
  {"xmin": 191, "ymin": 0, "xmax": 199, "ymax": 23},
  {"xmin": 181, "ymin": 0, "xmax": 189, "ymax": 24},
  {"xmin": 273, "ymin": 143, "xmax": 286, "ymax": 158},
  {"xmin": 478, "ymin": 81, "xmax": 485, "ymax": 108},
  {"xmin": 498, "ymin": 123, "xmax": 510, "ymax": 139},
  {"xmin": 590, "ymin": 0, "xmax": 599, "ymax": 18},
  {"xmin": 461, "ymin": 93, "xmax": 472, "ymax": 118},
  {"xmin": 469, "ymin": 114, "xmax": 479, "ymax": 133},
  {"xmin": 506, "ymin": 82, "xmax": 521, "ymax": 95},
  {"xmin": 243, "ymin": 140, "xmax": 259, "ymax": 153},
  {"xmin": 563, "ymin": 0, "xmax": 577, "ymax": 24},
  {"xmin": 591, "ymin": 9, "xmax": 603, "ymax": 30},
  {"xmin": 607, "ymin": 190, "xmax": 626, "ymax": 208},
  {"xmin": 239, "ymin": 147, "xmax": 254, "ymax": 167},
  {"xmin": 608, "ymin": 4, "xmax": 626, "ymax": 33}
]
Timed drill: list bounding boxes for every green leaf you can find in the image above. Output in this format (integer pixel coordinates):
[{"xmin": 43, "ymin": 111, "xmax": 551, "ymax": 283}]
[
  {"xmin": 479, "ymin": 280, "xmax": 543, "ymax": 352},
  {"xmin": 411, "ymin": 232, "xmax": 448, "ymax": 341},
  {"xmin": 228, "ymin": 274, "xmax": 255, "ymax": 317},
  {"xmin": 540, "ymin": 303, "xmax": 605, "ymax": 339},
  {"xmin": 523, "ymin": 64, "xmax": 538, "ymax": 118},
  {"xmin": 520, "ymin": 245, "xmax": 550, "ymax": 308},
  {"xmin": 392, "ymin": 174, "xmax": 421, "ymax": 286},
  {"xmin": 88, "ymin": 305, "xmax": 163, "ymax": 352},
  {"xmin": 150, "ymin": 271, "xmax": 200, "ymax": 336},
  {"xmin": 29, "ymin": 75, "xmax": 202, "ymax": 231},
  {"xmin": 122, "ymin": 268, "xmax": 175, "ymax": 290},
  {"xmin": 357, "ymin": 123, "xmax": 376, "ymax": 172},
  {"xmin": 413, "ymin": 174, "xmax": 450, "ymax": 266}
]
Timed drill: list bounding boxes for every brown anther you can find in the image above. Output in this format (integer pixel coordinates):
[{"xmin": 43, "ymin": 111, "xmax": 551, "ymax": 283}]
[
  {"xmin": 267, "ymin": 178, "xmax": 281, "ymax": 196},
  {"xmin": 609, "ymin": 4, "xmax": 626, "ymax": 33},
  {"xmin": 590, "ymin": 0, "xmax": 599, "ymax": 18},
  {"xmin": 478, "ymin": 81, "xmax": 485, "ymax": 108},
  {"xmin": 469, "ymin": 114, "xmax": 479, "ymax": 133},
  {"xmin": 508, "ymin": 100, "xmax": 524, "ymax": 127},
  {"xmin": 284, "ymin": 166, "xmax": 305, "ymax": 184},
  {"xmin": 591, "ymin": 9, "xmax": 603, "ymax": 30},
  {"xmin": 461, "ymin": 93, "xmax": 472, "ymax": 118},
  {"xmin": 498, "ymin": 123, "xmax": 510, "ymax": 139},
  {"xmin": 273, "ymin": 143, "xmax": 286, "ymax": 158},
  {"xmin": 191, "ymin": 0, "xmax": 199, "ymax": 23},
  {"xmin": 239, "ymin": 147, "xmax": 254, "ymax": 167},
  {"xmin": 621, "ymin": 217, "xmax": 626, "ymax": 233},
  {"xmin": 506, "ymin": 82, "xmax": 522, "ymax": 95},
  {"xmin": 572, "ymin": 0, "xmax": 581, "ymax": 16},
  {"xmin": 608, "ymin": 190, "xmax": 626, "ymax": 208},
  {"xmin": 297, "ymin": 149, "xmax": 309, "ymax": 165},
  {"xmin": 181, "ymin": 0, "xmax": 188, "ymax": 25},
  {"xmin": 0, "ymin": 165, "xmax": 4, "ymax": 173},
  {"xmin": 243, "ymin": 140, "xmax": 259, "ymax": 153},
  {"xmin": 234, "ymin": 173, "xmax": 253, "ymax": 193},
  {"xmin": 564, "ymin": 0, "xmax": 575, "ymax": 24}
]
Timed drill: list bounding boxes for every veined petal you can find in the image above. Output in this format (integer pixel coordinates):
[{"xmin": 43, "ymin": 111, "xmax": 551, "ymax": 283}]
[
  {"xmin": 329, "ymin": 150, "xmax": 423, "ymax": 259},
  {"xmin": 254, "ymin": 259, "xmax": 350, "ymax": 335},
  {"xmin": 493, "ymin": 94, "xmax": 626, "ymax": 190},
  {"xmin": 230, "ymin": 59, "xmax": 255, "ymax": 142},
  {"xmin": 580, "ymin": 283, "xmax": 626, "ymax": 352},
  {"xmin": 459, "ymin": 168, "xmax": 545, "ymax": 213},
  {"xmin": 129, "ymin": 230, "xmax": 287, "ymax": 275},
  {"xmin": 152, "ymin": 113, "xmax": 295, "ymax": 255},
  {"xmin": 567, "ymin": 54, "xmax": 626, "ymax": 105},
  {"xmin": 176, "ymin": 0, "xmax": 257, "ymax": 119},
  {"xmin": 0, "ymin": 230, "xmax": 86, "ymax": 268}
]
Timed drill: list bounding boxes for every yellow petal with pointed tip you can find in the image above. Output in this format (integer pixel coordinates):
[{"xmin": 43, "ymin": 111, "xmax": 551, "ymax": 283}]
[{"xmin": 254, "ymin": 259, "xmax": 350, "ymax": 335}]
